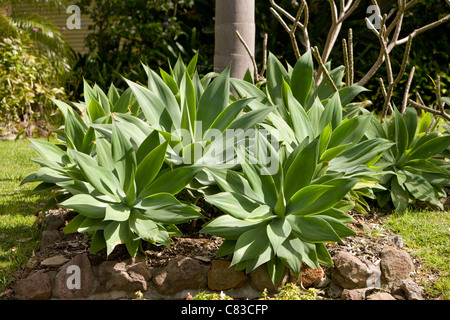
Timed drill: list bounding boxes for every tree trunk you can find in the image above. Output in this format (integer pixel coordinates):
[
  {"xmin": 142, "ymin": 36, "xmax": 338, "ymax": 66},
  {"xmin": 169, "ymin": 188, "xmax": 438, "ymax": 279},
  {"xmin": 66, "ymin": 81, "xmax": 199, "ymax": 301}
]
[{"xmin": 214, "ymin": 0, "xmax": 255, "ymax": 80}]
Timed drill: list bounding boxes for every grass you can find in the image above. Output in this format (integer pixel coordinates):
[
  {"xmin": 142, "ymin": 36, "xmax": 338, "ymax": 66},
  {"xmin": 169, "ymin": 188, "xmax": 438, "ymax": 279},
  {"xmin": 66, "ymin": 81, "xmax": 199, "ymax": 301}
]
[
  {"xmin": 0, "ymin": 138, "xmax": 51, "ymax": 295},
  {"xmin": 384, "ymin": 209, "xmax": 450, "ymax": 300}
]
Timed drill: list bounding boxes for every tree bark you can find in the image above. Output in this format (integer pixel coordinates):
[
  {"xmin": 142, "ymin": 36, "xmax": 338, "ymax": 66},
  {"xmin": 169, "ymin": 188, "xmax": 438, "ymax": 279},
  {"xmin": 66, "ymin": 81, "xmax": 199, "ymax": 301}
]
[{"xmin": 214, "ymin": 0, "xmax": 255, "ymax": 80}]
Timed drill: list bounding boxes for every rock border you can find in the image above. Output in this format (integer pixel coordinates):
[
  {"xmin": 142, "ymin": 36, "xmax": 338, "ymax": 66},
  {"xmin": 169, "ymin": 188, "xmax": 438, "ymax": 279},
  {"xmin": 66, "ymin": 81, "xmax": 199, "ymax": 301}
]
[{"xmin": 10, "ymin": 208, "xmax": 425, "ymax": 300}]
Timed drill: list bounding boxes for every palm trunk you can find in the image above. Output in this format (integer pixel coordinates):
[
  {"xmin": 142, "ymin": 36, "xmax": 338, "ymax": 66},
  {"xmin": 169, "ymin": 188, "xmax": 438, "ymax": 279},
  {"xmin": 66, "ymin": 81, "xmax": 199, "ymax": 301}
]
[{"xmin": 214, "ymin": 0, "xmax": 255, "ymax": 80}]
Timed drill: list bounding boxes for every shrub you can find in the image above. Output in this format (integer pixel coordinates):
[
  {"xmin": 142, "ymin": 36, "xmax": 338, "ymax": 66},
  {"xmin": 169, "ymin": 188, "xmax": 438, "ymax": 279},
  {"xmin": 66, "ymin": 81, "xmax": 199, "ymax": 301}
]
[
  {"xmin": 0, "ymin": 36, "xmax": 65, "ymax": 135},
  {"xmin": 368, "ymin": 107, "xmax": 450, "ymax": 213}
]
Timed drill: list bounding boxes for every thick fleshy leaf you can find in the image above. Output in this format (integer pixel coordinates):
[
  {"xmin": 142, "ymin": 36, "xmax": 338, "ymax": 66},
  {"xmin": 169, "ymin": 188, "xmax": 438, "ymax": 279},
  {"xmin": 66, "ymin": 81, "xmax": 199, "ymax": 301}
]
[
  {"xmin": 287, "ymin": 215, "xmax": 342, "ymax": 243},
  {"xmin": 137, "ymin": 193, "xmax": 203, "ymax": 224},
  {"xmin": 393, "ymin": 108, "xmax": 409, "ymax": 156},
  {"xmin": 71, "ymin": 150, "xmax": 124, "ymax": 200},
  {"xmin": 286, "ymin": 185, "xmax": 334, "ymax": 215},
  {"xmin": 111, "ymin": 122, "xmax": 137, "ymax": 193},
  {"xmin": 281, "ymin": 80, "xmax": 314, "ymax": 142},
  {"xmin": 266, "ymin": 52, "xmax": 289, "ymax": 105},
  {"xmin": 290, "ymin": 50, "xmax": 314, "ymax": 107},
  {"xmin": 204, "ymin": 97, "xmax": 255, "ymax": 137},
  {"xmin": 65, "ymin": 110, "xmax": 87, "ymax": 151},
  {"xmin": 125, "ymin": 78, "xmax": 172, "ymax": 131},
  {"xmin": 87, "ymin": 98, "xmax": 106, "ymax": 122},
  {"xmin": 21, "ymin": 167, "xmax": 71, "ymax": 185},
  {"xmin": 196, "ymin": 65, "xmax": 231, "ymax": 134},
  {"xmin": 204, "ymin": 192, "xmax": 262, "ymax": 220},
  {"xmin": 138, "ymin": 166, "xmax": 202, "ymax": 198},
  {"xmin": 231, "ymin": 222, "xmax": 270, "ymax": 266},
  {"xmin": 266, "ymin": 218, "xmax": 292, "ymax": 254},
  {"xmin": 135, "ymin": 140, "xmax": 169, "ymax": 194},
  {"xmin": 28, "ymin": 138, "xmax": 70, "ymax": 169},
  {"xmin": 318, "ymin": 91, "xmax": 342, "ymax": 131},
  {"xmin": 90, "ymin": 230, "xmax": 107, "ymax": 254},
  {"xmin": 403, "ymin": 107, "xmax": 418, "ymax": 148},
  {"xmin": 286, "ymin": 178, "xmax": 359, "ymax": 216},
  {"xmin": 317, "ymin": 65, "xmax": 345, "ymax": 100},
  {"xmin": 408, "ymin": 135, "xmax": 450, "ymax": 160},
  {"xmin": 104, "ymin": 204, "xmax": 131, "ymax": 222},
  {"xmin": 207, "ymin": 168, "xmax": 262, "ymax": 201},
  {"xmin": 129, "ymin": 210, "xmax": 170, "ymax": 247},
  {"xmin": 180, "ymin": 71, "xmax": 196, "ymax": 133},
  {"xmin": 329, "ymin": 138, "xmax": 393, "ymax": 169},
  {"xmin": 104, "ymin": 221, "xmax": 130, "ymax": 255},
  {"xmin": 63, "ymin": 214, "xmax": 86, "ymax": 234},
  {"xmin": 284, "ymin": 137, "xmax": 319, "ymax": 200},
  {"xmin": 338, "ymin": 85, "xmax": 368, "ymax": 107},
  {"xmin": 390, "ymin": 177, "xmax": 409, "ymax": 213},
  {"xmin": 236, "ymin": 147, "xmax": 278, "ymax": 208},
  {"xmin": 328, "ymin": 114, "xmax": 372, "ymax": 148},
  {"xmin": 60, "ymin": 194, "xmax": 107, "ymax": 219},
  {"xmin": 277, "ymin": 235, "xmax": 304, "ymax": 275},
  {"xmin": 315, "ymin": 215, "xmax": 355, "ymax": 238},
  {"xmin": 267, "ymin": 257, "xmax": 287, "ymax": 285},
  {"xmin": 404, "ymin": 171, "xmax": 438, "ymax": 203},
  {"xmin": 144, "ymin": 65, "xmax": 181, "ymax": 129},
  {"xmin": 200, "ymin": 215, "xmax": 266, "ymax": 240}
]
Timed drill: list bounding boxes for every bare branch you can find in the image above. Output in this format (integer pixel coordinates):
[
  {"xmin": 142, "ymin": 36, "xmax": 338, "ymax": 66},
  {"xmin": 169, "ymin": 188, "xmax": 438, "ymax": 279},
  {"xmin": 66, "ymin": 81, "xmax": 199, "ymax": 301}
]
[
  {"xmin": 437, "ymin": 75, "xmax": 445, "ymax": 114},
  {"xmin": 290, "ymin": 2, "xmax": 306, "ymax": 60},
  {"xmin": 270, "ymin": 7, "xmax": 291, "ymax": 34},
  {"xmin": 342, "ymin": 38, "xmax": 350, "ymax": 85},
  {"xmin": 270, "ymin": 0, "xmax": 310, "ymax": 54},
  {"xmin": 409, "ymin": 98, "xmax": 450, "ymax": 121},
  {"xmin": 260, "ymin": 33, "xmax": 268, "ymax": 79},
  {"xmin": 396, "ymin": 14, "xmax": 450, "ymax": 45},
  {"xmin": 393, "ymin": 35, "xmax": 413, "ymax": 86},
  {"xmin": 235, "ymin": 30, "xmax": 259, "ymax": 82},
  {"xmin": 311, "ymin": 46, "xmax": 338, "ymax": 92},
  {"xmin": 385, "ymin": 0, "xmax": 406, "ymax": 38},
  {"xmin": 339, "ymin": 0, "xmax": 362, "ymax": 23},
  {"xmin": 348, "ymin": 28, "xmax": 354, "ymax": 85},
  {"xmin": 401, "ymin": 66, "xmax": 415, "ymax": 114}
]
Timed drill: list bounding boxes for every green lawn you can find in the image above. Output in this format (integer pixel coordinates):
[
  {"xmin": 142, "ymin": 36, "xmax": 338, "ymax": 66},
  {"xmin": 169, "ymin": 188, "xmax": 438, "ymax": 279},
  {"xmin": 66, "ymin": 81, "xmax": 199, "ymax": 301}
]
[
  {"xmin": 0, "ymin": 139, "xmax": 50, "ymax": 295},
  {"xmin": 384, "ymin": 210, "xmax": 450, "ymax": 300}
]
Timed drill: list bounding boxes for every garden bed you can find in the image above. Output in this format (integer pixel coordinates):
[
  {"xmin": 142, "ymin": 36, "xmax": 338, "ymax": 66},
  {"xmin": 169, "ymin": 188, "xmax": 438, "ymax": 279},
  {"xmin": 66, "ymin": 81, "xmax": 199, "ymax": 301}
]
[{"xmin": 5, "ymin": 205, "xmax": 432, "ymax": 301}]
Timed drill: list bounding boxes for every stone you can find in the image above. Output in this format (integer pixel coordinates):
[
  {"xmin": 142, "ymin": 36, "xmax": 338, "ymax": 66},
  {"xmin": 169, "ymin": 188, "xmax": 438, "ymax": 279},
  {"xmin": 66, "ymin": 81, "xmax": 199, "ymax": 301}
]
[
  {"xmin": 153, "ymin": 256, "xmax": 209, "ymax": 295},
  {"xmin": 53, "ymin": 253, "xmax": 95, "ymax": 299},
  {"xmin": 366, "ymin": 292, "xmax": 396, "ymax": 300},
  {"xmin": 41, "ymin": 213, "xmax": 65, "ymax": 231},
  {"xmin": 98, "ymin": 259, "xmax": 151, "ymax": 293},
  {"xmin": 327, "ymin": 281, "xmax": 344, "ymax": 299},
  {"xmin": 332, "ymin": 251, "xmax": 374, "ymax": 289},
  {"xmin": 249, "ymin": 265, "xmax": 289, "ymax": 293},
  {"xmin": 40, "ymin": 230, "xmax": 62, "ymax": 250},
  {"xmin": 380, "ymin": 246, "xmax": 414, "ymax": 283},
  {"xmin": 13, "ymin": 270, "xmax": 52, "ymax": 300},
  {"xmin": 41, "ymin": 255, "xmax": 70, "ymax": 267},
  {"xmin": 290, "ymin": 263, "xmax": 325, "ymax": 288},
  {"xmin": 341, "ymin": 288, "xmax": 369, "ymax": 300},
  {"xmin": 391, "ymin": 235, "xmax": 404, "ymax": 249},
  {"xmin": 207, "ymin": 259, "xmax": 248, "ymax": 290},
  {"xmin": 400, "ymin": 279, "xmax": 423, "ymax": 300}
]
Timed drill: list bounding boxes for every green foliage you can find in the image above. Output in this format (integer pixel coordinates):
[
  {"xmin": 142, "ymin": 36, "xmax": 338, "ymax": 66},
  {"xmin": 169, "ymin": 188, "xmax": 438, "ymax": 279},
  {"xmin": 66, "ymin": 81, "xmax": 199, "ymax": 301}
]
[
  {"xmin": 367, "ymin": 108, "xmax": 450, "ymax": 213},
  {"xmin": 0, "ymin": 35, "xmax": 65, "ymax": 133},
  {"xmin": 261, "ymin": 284, "xmax": 319, "ymax": 300},
  {"xmin": 385, "ymin": 210, "xmax": 450, "ymax": 300},
  {"xmin": 187, "ymin": 291, "xmax": 234, "ymax": 300},
  {"xmin": 69, "ymin": 0, "xmax": 207, "ymax": 98},
  {"xmin": 21, "ymin": 50, "xmax": 450, "ymax": 290},
  {"xmin": 199, "ymin": 52, "xmax": 393, "ymax": 282}
]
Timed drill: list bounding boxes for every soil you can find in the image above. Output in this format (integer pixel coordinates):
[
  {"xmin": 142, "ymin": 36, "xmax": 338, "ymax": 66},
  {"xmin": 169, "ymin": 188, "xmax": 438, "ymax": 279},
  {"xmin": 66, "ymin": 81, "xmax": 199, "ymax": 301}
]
[{"xmin": 1, "ymin": 203, "xmax": 435, "ymax": 300}]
